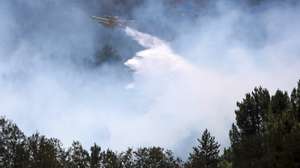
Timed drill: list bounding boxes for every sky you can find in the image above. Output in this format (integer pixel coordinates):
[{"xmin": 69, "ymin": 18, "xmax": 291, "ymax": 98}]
[{"xmin": 0, "ymin": 0, "xmax": 300, "ymax": 158}]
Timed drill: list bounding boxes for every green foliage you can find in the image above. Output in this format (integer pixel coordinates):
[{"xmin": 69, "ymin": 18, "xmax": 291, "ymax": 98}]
[
  {"xmin": 229, "ymin": 81, "xmax": 300, "ymax": 168},
  {"xmin": 0, "ymin": 117, "xmax": 28, "ymax": 168},
  {"xmin": 134, "ymin": 147, "xmax": 181, "ymax": 168},
  {"xmin": 90, "ymin": 143, "xmax": 102, "ymax": 168},
  {"xmin": 291, "ymin": 80, "xmax": 300, "ymax": 122},
  {"xmin": 235, "ymin": 87, "xmax": 270, "ymax": 136},
  {"xmin": 218, "ymin": 160, "xmax": 232, "ymax": 168},
  {"xmin": 1, "ymin": 80, "xmax": 300, "ymax": 167},
  {"xmin": 185, "ymin": 129, "xmax": 220, "ymax": 168},
  {"xmin": 101, "ymin": 149, "xmax": 121, "ymax": 168},
  {"xmin": 27, "ymin": 133, "xmax": 65, "ymax": 168},
  {"xmin": 232, "ymin": 87, "xmax": 270, "ymax": 168},
  {"xmin": 119, "ymin": 148, "xmax": 134, "ymax": 168},
  {"xmin": 67, "ymin": 141, "xmax": 90, "ymax": 168},
  {"xmin": 218, "ymin": 148, "xmax": 233, "ymax": 168}
]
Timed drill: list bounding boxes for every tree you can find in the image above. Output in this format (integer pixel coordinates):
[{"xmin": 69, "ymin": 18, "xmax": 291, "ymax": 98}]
[
  {"xmin": 67, "ymin": 141, "xmax": 90, "ymax": 168},
  {"xmin": 101, "ymin": 149, "xmax": 121, "ymax": 168},
  {"xmin": 229, "ymin": 124, "xmax": 242, "ymax": 168},
  {"xmin": 119, "ymin": 148, "xmax": 134, "ymax": 168},
  {"xmin": 229, "ymin": 82, "xmax": 300, "ymax": 168},
  {"xmin": 27, "ymin": 133, "xmax": 65, "ymax": 168},
  {"xmin": 0, "ymin": 117, "xmax": 29, "ymax": 168},
  {"xmin": 133, "ymin": 147, "xmax": 181, "ymax": 168},
  {"xmin": 289, "ymin": 81, "xmax": 300, "ymax": 167},
  {"xmin": 231, "ymin": 87, "xmax": 270, "ymax": 168},
  {"xmin": 218, "ymin": 147, "xmax": 232, "ymax": 168},
  {"xmin": 235, "ymin": 87, "xmax": 270, "ymax": 136},
  {"xmin": 291, "ymin": 80, "xmax": 300, "ymax": 122},
  {"xmin": 90, "ymin": 143, "xmax": 102, "ymax": 168},
  {"xmin": 265, "ymin": 89, "xmax": 300, "ymax": 167},
  {"xmin": 185, "ymin": 129, "xmax": 220, "ymax": 168},
  {"xmin": 2, "ymin": 79, "xmax": 300, "ymax": 168}
]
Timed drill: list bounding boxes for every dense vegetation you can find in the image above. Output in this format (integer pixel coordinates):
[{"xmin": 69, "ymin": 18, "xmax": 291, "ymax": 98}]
[
  {"xmin": 1, "ymin": 80, "xmax": 299, "ymax": 167},
  {"xmin": 1, "ymin": 0, "xmax": 300, "ymax": 167}
]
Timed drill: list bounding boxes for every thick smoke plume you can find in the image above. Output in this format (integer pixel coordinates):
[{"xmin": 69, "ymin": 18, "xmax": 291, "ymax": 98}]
[{"xmin": 1, "ymin": 0, "xmax": 300, "ymax": 157}]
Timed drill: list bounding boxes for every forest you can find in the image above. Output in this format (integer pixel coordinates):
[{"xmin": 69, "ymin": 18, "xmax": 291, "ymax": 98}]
[
  {"xmin": 1, "ymin": 80, "xmax": 300, "ymax": 168},
  {"xmin": 1, "ymin": 0, "xmax": 300, "ymax": 167}
]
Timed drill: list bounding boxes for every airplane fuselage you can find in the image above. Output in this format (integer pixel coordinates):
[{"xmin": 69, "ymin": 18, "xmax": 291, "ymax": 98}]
[{"xmin": 91, "ymin": 16, "xmax": 126, "ymax": 28}]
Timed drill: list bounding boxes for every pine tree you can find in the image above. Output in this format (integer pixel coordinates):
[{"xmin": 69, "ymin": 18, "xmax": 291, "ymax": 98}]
[
  {"xmin": 185, "ymin": 129, "xmax": 220, "ymax": 168},
  {"xmin": 231, "ymin": 87, "xmax": 270, "ymax": 168},
  {"xmin": 27, "ymin": 133, "xmax": 66, "ymax": 168},
  {"xmin": 267, "ymin": 88, "xmax": 300, "ymax": 167},
  {"xmin": 101, "ymin": 149, "xmax": 121, "ymax": 168},
  {"xmin": 235, "ymin": 87, "xmax": 270, "ymax": 136},
  {"xmin": 264, "ymin": 90, "xmax": 293, "ymax": 168},
  {"xmin": 67, "ymin": 141, "xmax": 90, "ymax": 168},
  {"xmin": 229, "ymin": 124, "xmax": 242, "ymax": 168},
  {"xmin": 289, "ymin": 80, "xmax": 300, "ymax": 167},
  {"xmin": 218, "ymin": 147, "xmax": 232, "ymax": 168},
  {"xmin": 90, "ymin": 143, "xmax": 101, "ymax": 168},
  {"xmin": 0, "ymin": 117, "xmax": 29, "ymax": 168},
  {"xmin": 133, "ymin": 147, "xmax": 181, "ymax": 168},
  {"xmin": 119, "ymin": 148, "xmax": 134, "ymax": 168},
  {"xmin": 291, "ymin": 80, "xmax": 300, "ymax": 122},
  {"xmin": 229, "ymin": 82, "xmax": 300, "ymax": 167}
]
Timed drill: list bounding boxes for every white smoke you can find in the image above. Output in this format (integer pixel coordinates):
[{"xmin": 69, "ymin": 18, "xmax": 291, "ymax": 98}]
[
  {"xmin": 1, "ymin": 0, "xmax": 300, "ymax": 159},
  {"xmin": 103, "ymin": 27, "xmax": 234, "ymax": 152}
]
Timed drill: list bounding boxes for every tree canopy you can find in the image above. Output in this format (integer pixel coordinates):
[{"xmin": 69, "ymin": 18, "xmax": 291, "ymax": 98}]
[{"xmin": 1, "ymin": 80, "xmax": 300, "ymax": 167}]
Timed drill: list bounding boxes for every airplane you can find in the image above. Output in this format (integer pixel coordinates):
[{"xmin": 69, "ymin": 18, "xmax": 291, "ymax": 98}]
[{"xmin": 91, "ymin": 15, "xmax": 130, "ymax": 28}]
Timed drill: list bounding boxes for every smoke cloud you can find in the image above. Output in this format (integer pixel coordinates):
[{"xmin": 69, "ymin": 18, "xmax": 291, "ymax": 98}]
[{"xmin": 1, "ymin": 0, "xmax": 300, "ymax": 158}]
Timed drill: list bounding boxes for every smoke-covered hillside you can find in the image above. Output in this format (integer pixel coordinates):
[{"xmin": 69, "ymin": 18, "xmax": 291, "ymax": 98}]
[{"xmin": 1, "ymin": 0, "xmax": 300, "ymax": 161}]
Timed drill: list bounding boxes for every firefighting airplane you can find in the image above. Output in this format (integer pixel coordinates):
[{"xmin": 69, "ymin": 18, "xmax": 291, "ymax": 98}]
[{"xmin": 91, "ymin": 16, "xmax": 131, "ymax": 28}]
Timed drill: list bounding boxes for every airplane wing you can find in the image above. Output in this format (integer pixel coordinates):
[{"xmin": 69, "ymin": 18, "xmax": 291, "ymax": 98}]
[{"xmin": 91, "ymin": 15, "xmax": 131, "ymax": 28}]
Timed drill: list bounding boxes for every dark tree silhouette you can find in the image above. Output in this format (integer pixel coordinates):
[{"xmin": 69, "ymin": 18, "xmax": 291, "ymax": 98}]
[
  {"xmin": 90, "ymin": 143, "xmax": 102, "ymax": 168},
  {"xmin": 1, "ymin": 80, "xmax": 300, "ymax": 168},
  {"xmin": 185, "ymin": 129, "xmax": 220, "ymax": 168},
  {"xmin": 0, "ymin": 117, "xmax": 28, "ymax": 168}
]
